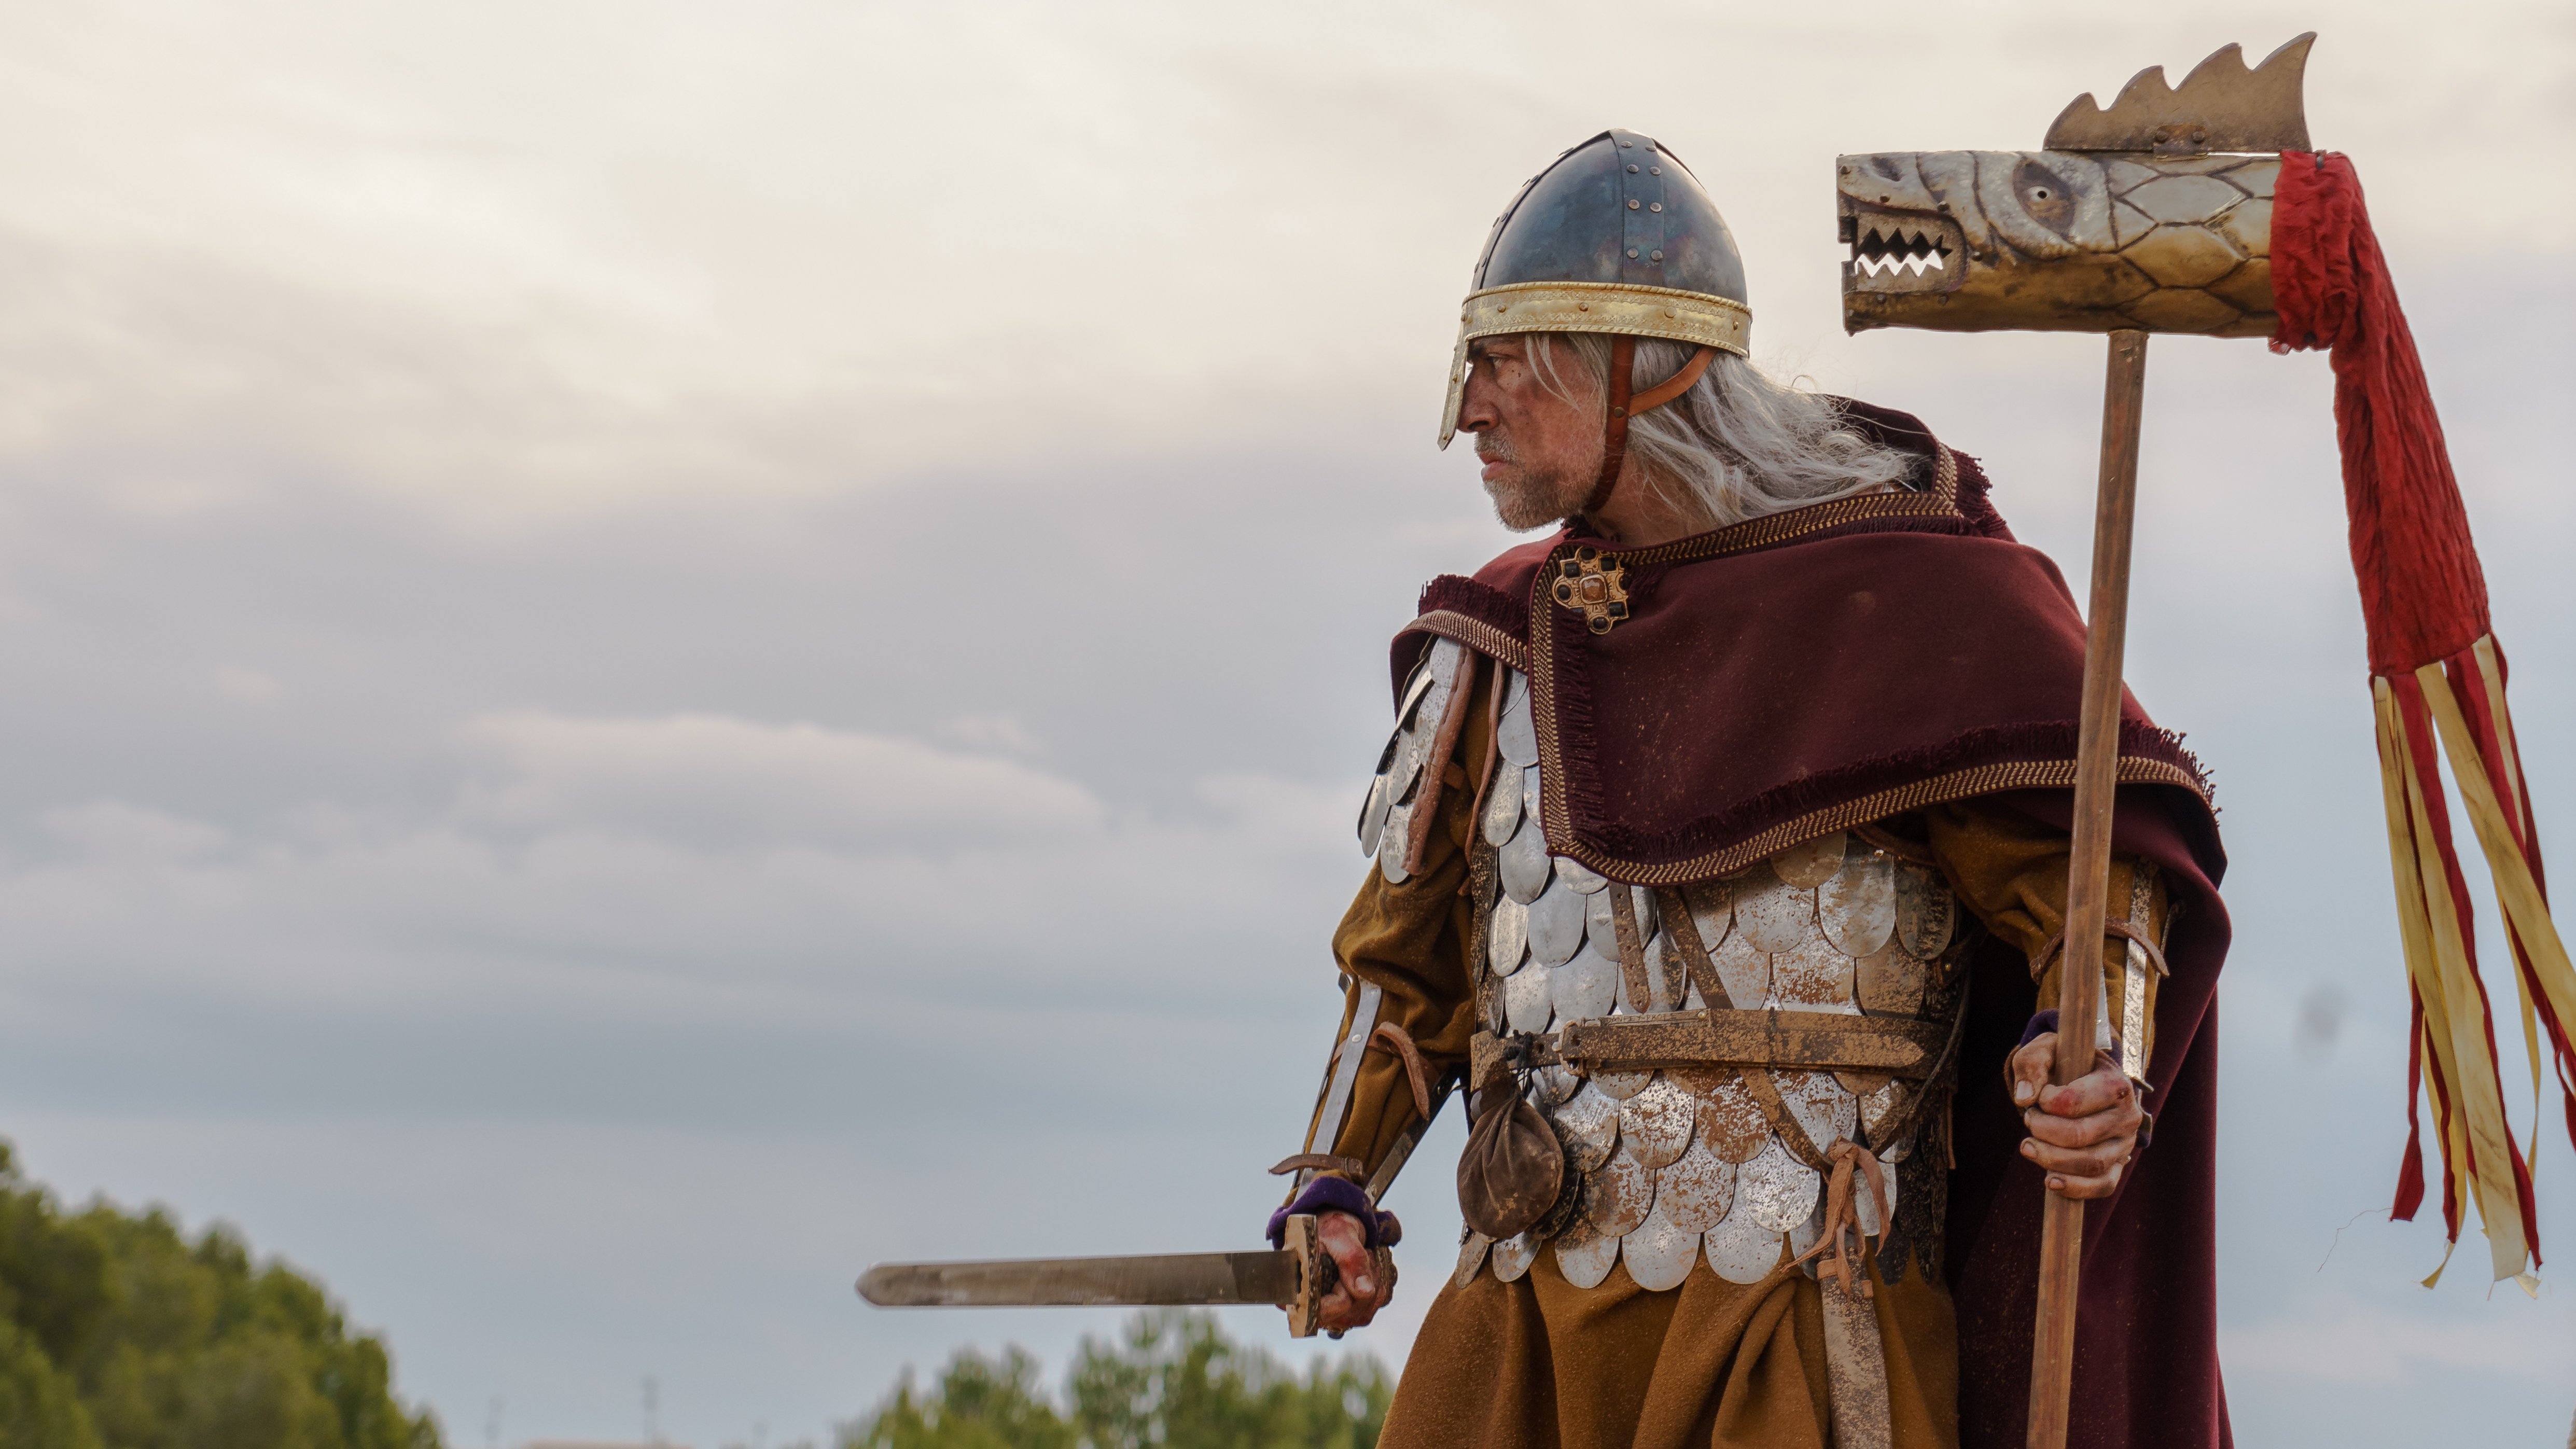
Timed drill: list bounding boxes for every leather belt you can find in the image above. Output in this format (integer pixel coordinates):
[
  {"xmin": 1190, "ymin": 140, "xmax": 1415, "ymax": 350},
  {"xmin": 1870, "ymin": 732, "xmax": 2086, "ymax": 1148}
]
[{"xmin": 1471, "ymin": 1008, "xmax": 1951, "ymax": 1089}]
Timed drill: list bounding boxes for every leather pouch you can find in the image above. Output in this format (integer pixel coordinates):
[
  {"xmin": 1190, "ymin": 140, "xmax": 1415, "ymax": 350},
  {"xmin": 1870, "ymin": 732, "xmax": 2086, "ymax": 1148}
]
[{"xmin": 1457, "ymin": 1088, "xmax": 1566, "ymax": 1241}]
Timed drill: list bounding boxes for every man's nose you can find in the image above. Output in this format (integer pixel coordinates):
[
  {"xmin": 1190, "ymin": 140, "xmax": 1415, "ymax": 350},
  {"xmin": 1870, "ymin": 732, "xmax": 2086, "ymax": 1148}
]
[{"xmin": 1456, "ymin": 378, "xmax": 1498, "ymax": 433}]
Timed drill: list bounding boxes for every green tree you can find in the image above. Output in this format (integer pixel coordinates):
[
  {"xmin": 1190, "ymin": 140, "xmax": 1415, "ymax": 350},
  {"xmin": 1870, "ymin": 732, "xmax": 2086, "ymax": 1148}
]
[
  {"xmin": 0, "ymin": 1317, "xmax": 102, "ymax": 1449},
  {"xmin": 842, "ymin": 1309, "xmax": 1388, "ymax": 1449},
  {"xmin": 1067, "ymin": 1311, "xmax": 1388, "ymax": 1449},
  {"xmin": 0, "ymin": 1142, "xmax": 442, "ymax": 1449},
  {"xmin": 844, "ymin": 1347, "xmax": 1073, "ymax": 1449}
]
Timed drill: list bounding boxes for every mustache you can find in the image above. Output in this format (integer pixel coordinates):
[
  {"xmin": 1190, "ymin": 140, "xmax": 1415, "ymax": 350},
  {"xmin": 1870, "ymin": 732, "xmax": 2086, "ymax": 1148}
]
[{"xmin": 1474, "ymin": 435, "xmax": 1516, "ymax": 464}]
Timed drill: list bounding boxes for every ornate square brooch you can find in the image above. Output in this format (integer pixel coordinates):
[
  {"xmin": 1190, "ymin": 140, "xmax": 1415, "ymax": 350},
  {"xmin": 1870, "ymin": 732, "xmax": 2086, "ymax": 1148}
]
[{"xmin": 1551, "ymin": 546, "xmax": 1630, "ymax": 634}]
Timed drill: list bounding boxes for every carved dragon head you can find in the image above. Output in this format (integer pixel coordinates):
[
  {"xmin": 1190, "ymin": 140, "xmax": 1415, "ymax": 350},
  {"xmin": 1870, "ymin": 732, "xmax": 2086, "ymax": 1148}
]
[{"xmin": 1838, "ymin": 34, "xmax": 2313, "ymax": 339}]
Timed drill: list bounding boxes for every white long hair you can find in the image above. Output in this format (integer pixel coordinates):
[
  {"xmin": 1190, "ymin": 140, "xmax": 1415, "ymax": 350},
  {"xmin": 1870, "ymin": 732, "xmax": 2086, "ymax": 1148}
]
[{"xmin": 1529, "ymin": 334, "xmax": 1919, "ymax": 532}]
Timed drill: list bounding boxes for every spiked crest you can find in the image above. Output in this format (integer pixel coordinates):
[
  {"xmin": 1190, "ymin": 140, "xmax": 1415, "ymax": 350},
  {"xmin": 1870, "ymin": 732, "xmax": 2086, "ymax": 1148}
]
[{"xmin": 2045, "ymin": 33, "xmax": 2315, "ymax": 155}]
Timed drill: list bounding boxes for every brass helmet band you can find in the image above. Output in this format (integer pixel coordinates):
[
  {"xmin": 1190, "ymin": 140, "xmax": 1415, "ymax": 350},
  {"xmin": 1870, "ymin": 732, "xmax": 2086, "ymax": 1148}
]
[{"xmin": 1437, "ymin": 282, "xmax": 1753, "ymax": 449}]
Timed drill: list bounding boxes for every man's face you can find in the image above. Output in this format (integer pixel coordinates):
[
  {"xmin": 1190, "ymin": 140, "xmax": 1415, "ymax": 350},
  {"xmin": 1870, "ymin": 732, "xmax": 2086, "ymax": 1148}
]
[{"xmin": 1457, "ymin": 336, "xmax": 1602, "ymax": 531}]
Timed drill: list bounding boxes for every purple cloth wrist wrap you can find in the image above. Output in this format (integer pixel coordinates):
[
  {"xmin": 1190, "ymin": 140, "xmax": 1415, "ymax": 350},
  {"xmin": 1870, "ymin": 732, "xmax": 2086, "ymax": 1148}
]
[{"xmin": 1265, "ymin": 1177, "xmax": 1402, "ymax": 1250}]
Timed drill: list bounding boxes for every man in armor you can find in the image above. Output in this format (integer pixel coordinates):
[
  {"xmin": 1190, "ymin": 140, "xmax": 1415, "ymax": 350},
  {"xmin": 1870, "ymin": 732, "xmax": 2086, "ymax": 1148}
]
[{"xmin": 1268, "ymin": 130, "xmax": 2229, "ymax": 1449}]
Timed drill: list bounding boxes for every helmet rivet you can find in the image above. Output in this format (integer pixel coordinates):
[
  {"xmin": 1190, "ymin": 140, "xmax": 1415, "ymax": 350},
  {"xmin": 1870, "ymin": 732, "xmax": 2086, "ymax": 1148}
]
[
  {"xmin": 1649, "ymin": 202, "xmax": 1662, "ymax": 213},
  {"xmin": 1649, "ymin": 166, "xmax": 1661, "ymax": 176},
  {"xmin": 1626, "ymin": 248, "xmax": 1639, "ymax": 258},
  {"xmin": 1620, "ymin": 140, "xmax": 1633, "ymax": 148},
  {"xmin": 1651, "ymin": 250, "xmax": 1666, "ymax": 262},
  {"xmin": 1626, "ymin": 164, "xmax": 1638, "ymax": 174},
  {"xmin": 1627, "ymin": 200, "xmax": 1639, "ymax": 211}
]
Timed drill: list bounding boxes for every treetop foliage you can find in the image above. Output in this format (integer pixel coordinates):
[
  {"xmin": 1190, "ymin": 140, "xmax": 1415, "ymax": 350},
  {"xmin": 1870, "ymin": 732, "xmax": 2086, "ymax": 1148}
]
[
  {"xmin": 0, "ymin": 1141, "xmax": 442, "ymax": 1449},
  {"xmin": 840, "ymin": 1309, "xmax": 1389, "ymax": 1449}
]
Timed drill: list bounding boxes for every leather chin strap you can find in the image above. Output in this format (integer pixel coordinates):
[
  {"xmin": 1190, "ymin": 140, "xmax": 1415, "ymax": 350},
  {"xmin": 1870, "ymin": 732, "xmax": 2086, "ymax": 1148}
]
[{"xmin": 1574, "ymin": 341, "xmax": 1720, "ymax": 523}]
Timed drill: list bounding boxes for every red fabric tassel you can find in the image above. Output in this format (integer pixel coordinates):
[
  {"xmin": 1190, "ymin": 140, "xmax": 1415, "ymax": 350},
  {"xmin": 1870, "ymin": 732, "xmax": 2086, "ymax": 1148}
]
[
  {"xmin": 2271, "ymin": 152, "xmax": 2490, "ymax": 677},
  {"xmin": 2276, "ymin": 152, "xmax": 2571, "ymax": 1276}
]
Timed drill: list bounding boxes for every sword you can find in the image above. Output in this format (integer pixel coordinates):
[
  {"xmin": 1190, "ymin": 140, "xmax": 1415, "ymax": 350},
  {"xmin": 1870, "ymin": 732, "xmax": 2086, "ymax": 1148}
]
[{"xmin": 857, "ymin": 1214, "xmax": 1339, "ymax": 1338}]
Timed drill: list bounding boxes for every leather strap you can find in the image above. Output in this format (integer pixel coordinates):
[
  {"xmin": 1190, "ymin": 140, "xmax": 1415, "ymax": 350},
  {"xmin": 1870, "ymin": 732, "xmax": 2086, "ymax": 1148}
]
[
  {"xmin": 1629, "ymin": 343, "xmax": 1717, "ymax": 413},
  {"xmin": 1578, "ymin": 336, "xmax": 1637, "ymax": 519},
  {"xmin": 1462, "ymin": 651, "xmax": 1506, "ymax": 877},
  {"xmin": 1852, "ymin": 821, "xmax": 1939, "ymax": 868},
  {"xmin": 2116, "ymin": 918, "xmax": 2170, "ymax": 979},
  {"xmin": 1863, "ymin": 972, "xmax": 1973, "ymax": 1150},
  {"xmin": 1370, "ymin": 1021, "xmax": 1437, "ymax": 1121},
  {"xmin": 1652, "ymin": 884, "xmax": 1732, "ymax": 1008},
  {"xmin": 1467, "ymin": 1029, "xmax": 1533, "ymax": 1094},
  {"xmin": 2027, "ymin": 918, "xmax": 2168, "ymax": 982},
  {"xmin": 1575, "ymin": 341, "xmax": 1718, "ymax": 522},
  {"xmin": 2028, "ymin": 928, "xmax": 2064, "ymax": 981},
  {"xmin": 1269, "ymin": 1152, "xmax": 1364, "ymax": 1178},
  {"xmin": 1793, "ymin": 1139, "xmax": 1892, "ymax": 1302},
  {"xmin": 1739, "ymin": 1065, "xmax": 1833, "ymax": 1171},
  {"xmin": 1607, "ymin": 884, "xmax": 1653, "ymax": 1014},
  {"xmin": 1402, "ymin": 653, "xmax": 1479, "ymax": 876},
  {"xmin": 1467, "ymin": 1007, "xmax": 1953, "ymax": 1083},
  {"xmin": 1550, "ymin": 981, "xmax": 1973, "ymax": 1173}
]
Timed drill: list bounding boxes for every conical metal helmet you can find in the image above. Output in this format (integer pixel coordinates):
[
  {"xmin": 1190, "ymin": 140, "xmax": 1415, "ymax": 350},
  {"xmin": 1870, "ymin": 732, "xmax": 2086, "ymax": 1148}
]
[{"xmin": 1438, "ymin": 129, "xmax": 1752, "ymax": 447}]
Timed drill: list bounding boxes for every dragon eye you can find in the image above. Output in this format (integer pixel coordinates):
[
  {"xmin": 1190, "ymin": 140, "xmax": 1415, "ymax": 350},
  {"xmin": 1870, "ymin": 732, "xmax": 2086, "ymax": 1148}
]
[{"xmin": 2011, "ymin": 159, "xmax": 2077, "ymax": 235}]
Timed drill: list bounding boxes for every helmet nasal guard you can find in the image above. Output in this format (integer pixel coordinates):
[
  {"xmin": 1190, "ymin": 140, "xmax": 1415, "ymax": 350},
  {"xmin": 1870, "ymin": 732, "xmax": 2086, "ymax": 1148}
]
[{"xmin": 1439, "ymin": 129, "xmax": 1753, "ymax": 451}]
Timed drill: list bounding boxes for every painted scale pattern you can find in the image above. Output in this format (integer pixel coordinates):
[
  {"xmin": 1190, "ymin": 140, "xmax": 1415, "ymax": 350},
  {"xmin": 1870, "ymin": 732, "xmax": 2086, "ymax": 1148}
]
[
  {"xmin": 1444, "ymin": 666, "xmax": 1960, "ymax": 1293},
  {"xmin": 1840, "ymin": 150, "xmax": 2280, "ymax": 339}
]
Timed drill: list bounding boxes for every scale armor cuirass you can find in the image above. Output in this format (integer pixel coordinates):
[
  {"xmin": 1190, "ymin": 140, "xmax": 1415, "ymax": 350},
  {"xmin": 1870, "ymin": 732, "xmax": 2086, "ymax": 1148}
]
[{"xmin": 1358, "ymin": 640, "xmax": 1968, "ymax": 1296}]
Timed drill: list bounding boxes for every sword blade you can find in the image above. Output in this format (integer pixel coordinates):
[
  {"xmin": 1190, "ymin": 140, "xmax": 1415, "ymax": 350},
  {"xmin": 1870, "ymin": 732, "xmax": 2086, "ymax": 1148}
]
[{"xmin": 858, "ymin": 1249, "xmax": 1302, "ymax": 1309}]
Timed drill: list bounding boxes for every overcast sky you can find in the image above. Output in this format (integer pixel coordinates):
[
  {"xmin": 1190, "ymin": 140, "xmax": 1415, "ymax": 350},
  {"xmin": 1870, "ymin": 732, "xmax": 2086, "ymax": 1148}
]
[{"xmin": 0, "ymin": 2, "xmax": 2570, "ymax": 1445}]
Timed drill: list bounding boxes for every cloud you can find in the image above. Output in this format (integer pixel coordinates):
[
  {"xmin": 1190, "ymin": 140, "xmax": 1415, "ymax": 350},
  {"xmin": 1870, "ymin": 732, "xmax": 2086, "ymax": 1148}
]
[
  {"xmin": 38, "ymin": 801, "xmax": 229, "ymax": 866},
  {"xmin": 0, "ymin": 697, "xmax": 1363, "ymax": 1035},
  {"xmin": 455, "ymin": 710, "xmax": 1105, "ymax": 849},
  {"xmin": 1, "ymin": 2, "xmax": 2565, "ymax": 528}
]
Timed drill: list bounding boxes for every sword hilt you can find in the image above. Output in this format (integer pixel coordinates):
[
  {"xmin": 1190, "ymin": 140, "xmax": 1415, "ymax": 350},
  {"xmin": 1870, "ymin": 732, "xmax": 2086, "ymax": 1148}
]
[{"xmin": 1282, "ymin": 1214, "xmax": 1329, "ymax": 1338}]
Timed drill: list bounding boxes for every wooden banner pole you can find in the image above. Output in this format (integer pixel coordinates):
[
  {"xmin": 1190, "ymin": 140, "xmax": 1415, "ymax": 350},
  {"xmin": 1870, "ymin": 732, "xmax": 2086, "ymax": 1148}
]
[{"xmin": 2025, "ymin": 328, "xmax": 2150, "ymax": 1449}]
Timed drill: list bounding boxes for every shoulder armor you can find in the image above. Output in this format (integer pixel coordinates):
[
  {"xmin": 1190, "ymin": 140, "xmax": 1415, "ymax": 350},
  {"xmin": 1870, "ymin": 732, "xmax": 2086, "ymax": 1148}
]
[{"xmin": 1357, "ymin": 639, "xmax": 1470, "ymax": 880}]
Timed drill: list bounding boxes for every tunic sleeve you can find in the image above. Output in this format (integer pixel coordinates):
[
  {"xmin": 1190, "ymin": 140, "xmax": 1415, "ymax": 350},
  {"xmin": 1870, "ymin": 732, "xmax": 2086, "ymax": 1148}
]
[
  {"xmin": 1919, "ymin": 795, "xmax": 2171, "ymax": 1077},
  {"xmin": 1297, "ymin": 660, "xmax": 1492, "ymax": 1185}
]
